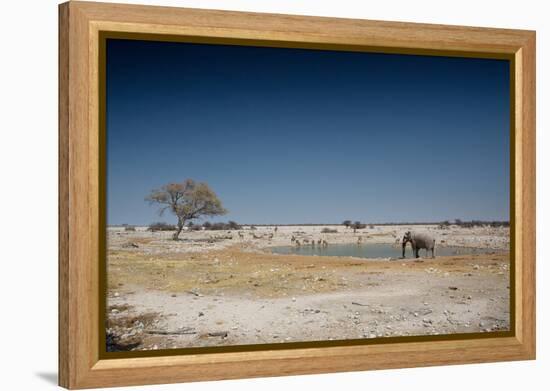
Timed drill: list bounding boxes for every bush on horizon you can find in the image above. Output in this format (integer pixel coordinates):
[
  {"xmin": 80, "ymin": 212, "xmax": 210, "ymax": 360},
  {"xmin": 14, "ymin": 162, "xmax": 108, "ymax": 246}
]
[
  {"xmin": 202, "ymin": 221, "xmax": 242, "ymax": 230},
  {"xmin": 147, "ymin": 222, "xmax": 176, "ymax": 232},
  {"xmin": 352, "ymin": 221, "xmax": 367, "ymax": 230}
]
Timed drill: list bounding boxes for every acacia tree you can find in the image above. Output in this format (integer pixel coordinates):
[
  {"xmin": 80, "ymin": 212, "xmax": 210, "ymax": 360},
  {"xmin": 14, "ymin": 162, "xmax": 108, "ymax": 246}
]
[{"xmin": 146, "ymin": 179, "xmax": 227, "ymax": 240}]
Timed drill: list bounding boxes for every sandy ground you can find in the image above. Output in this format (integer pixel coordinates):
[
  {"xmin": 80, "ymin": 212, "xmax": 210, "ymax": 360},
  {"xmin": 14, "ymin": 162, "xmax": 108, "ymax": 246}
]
[{"xmin": 106, "ymin": 225, "xmax": 510, "ymax": 351}]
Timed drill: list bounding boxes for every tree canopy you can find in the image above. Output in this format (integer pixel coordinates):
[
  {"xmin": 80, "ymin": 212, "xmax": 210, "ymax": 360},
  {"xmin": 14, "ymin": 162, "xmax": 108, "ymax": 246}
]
[{"xmin": 146, "ymin": 179, "xmax": 227, "ymax": 240}]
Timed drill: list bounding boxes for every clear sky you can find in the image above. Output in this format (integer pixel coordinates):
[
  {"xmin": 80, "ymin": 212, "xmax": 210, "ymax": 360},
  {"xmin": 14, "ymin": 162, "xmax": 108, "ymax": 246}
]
[{"xmin": 106, "ymin": 39, "xmax": 510, "ymax": 225}]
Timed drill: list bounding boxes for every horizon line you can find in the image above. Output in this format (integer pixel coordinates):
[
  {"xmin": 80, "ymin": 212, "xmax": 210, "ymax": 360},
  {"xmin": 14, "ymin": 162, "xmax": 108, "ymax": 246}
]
[{"xmin": 108, "ymin": 219, "xmax": 511, "ymax": 227}]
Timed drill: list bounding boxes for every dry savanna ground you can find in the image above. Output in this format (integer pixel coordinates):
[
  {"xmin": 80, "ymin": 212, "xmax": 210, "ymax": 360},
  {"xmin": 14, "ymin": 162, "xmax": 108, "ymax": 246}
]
[{"xmin": 106, "ymin": 224, "xmax": 510, "ymax": 351}]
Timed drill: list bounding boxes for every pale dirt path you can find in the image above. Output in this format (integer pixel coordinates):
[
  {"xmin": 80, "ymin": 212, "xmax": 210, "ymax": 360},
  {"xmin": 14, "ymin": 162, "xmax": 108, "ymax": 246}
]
[{"xmin": 108, "ymin": 261, "xmax": 509, "ymax": 350}]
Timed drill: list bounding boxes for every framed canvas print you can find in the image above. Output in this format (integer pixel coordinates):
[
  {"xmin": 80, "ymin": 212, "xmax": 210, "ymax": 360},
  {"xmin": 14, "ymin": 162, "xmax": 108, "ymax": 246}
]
[{"xmin": 58, "ymin": 1, "xmax": 536, "ymax": 389}]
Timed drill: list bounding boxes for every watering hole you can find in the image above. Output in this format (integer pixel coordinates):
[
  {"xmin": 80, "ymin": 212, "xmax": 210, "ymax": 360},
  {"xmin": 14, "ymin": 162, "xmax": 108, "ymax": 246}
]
[{"xmin": 270, "ymin": 243, "xmax": 503, "ymax": 259}]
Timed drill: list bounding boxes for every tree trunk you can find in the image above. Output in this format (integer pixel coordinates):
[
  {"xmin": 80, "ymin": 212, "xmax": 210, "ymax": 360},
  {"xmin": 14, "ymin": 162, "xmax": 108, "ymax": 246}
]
[{"xmin": 173, "ymin": 219, "xmax": 184, "ymax": 240}]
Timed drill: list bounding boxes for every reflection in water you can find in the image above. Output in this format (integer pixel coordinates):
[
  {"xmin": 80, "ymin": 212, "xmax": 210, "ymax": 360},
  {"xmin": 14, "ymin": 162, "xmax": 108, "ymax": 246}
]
[{"xmin": 270, "ymin": 243, "xmax": 500, "ymax": 259}]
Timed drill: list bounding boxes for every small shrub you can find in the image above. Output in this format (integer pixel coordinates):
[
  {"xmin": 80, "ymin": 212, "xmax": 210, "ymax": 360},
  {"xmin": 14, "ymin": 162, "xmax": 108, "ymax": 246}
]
[
  {"xmin": 227, "ymin": 221, "xmax": 241, "ymax": 230},
  {"xmin": 202, "ymin": 221, "xmax": 240, "ymax": 230},
  {"xmin": 210, "ymin": 222, "xmax": 227, "ymax": 230},
  {"xmin": 321, "ymin": 228, "xmax": 338, "ymax": 233},
  {"xmin": 147, "ymin": 222, "xmax": 176, "ymax": 232},
  {"xmin": 124, "ymin": 226, "xmax": 136, "ymax": 231},
  {"xmin": 438, "ymin": 221, "xmax": 451, "ymax": 229},
  {"xmin": 352, "ymin": 221, "xmax": 366, "ymax": 230}
]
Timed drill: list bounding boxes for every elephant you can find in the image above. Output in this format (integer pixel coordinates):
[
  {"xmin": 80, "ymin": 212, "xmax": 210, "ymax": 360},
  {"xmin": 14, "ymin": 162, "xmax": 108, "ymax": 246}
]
[{"xmin": 402, "ymin": 231, "xmax": 436, "ymax": 258}]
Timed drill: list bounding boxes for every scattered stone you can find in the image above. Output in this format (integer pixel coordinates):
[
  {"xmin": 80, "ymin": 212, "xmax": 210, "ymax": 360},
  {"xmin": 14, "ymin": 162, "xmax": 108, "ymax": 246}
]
[
  {"xmin": 186, "ymin": 290, "xmax": 201, "ymax": 297},
  {"xmin": 146, "ymin": 328, "xmax": 196, "ymax": 335},
  {"xmin": 208, "ymin": 331, "xmax": 228, "ymax": 338}
]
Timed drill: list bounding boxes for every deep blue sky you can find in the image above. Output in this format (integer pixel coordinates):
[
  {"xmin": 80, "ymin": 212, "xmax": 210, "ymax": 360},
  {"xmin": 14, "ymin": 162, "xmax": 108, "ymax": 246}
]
[{"xmin": 106, "ymin": 39, "xmax": 510, "ymax": 225}]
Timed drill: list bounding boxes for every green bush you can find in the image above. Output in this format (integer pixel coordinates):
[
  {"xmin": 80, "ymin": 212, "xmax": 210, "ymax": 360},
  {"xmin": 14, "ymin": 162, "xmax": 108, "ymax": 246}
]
[
  {"xmin": 147, "ymin": 222, "xmax": 176, "ymax": 232},
  {"xmin": 227, "ymin": 221, "xmax": 241, "ymax": 230},
  {"xmin": 352, "ymin": 221, "xmax": 366, "ymax": 230}
]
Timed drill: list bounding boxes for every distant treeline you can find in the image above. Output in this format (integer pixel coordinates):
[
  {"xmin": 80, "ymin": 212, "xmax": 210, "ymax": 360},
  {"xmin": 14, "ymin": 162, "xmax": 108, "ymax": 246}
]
[
  {"xmin": 439, "ymin": 219, "xmax": 510, "ymax": 228},
  {"xmin": 114, "ymin": 219, "xmax": 510, "ymax": 230},
  {"xmin": 219, "ymin": 220, "xmax": 509, "ymax": 227},
  {"xmin": 147, "ymin": 221, "xmax": 242, "ymax": 232}
]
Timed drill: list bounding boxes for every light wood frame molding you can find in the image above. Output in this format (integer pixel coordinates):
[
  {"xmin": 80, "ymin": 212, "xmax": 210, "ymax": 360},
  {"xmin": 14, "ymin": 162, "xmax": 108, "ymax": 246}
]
[{"xmin": 59, "ymin": 1, "xmax": 536, "ymax": 389}]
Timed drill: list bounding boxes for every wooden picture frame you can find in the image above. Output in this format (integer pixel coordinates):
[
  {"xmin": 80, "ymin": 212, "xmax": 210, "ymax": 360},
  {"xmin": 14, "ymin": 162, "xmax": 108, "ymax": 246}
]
[{"xmin": 59, "ymin": 1, "xmax": 536, "ymax": 389}]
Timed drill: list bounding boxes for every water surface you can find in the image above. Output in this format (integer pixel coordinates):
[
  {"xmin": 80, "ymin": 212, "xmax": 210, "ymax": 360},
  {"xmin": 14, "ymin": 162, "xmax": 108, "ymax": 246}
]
[{"xmin": 270, "ymin": 243, "xmax": 501, "ymax": 259}]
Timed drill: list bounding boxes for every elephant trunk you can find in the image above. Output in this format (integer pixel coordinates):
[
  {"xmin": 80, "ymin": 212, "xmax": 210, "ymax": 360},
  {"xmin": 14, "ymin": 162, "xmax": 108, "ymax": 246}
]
[{"xmin": 402, "ymin": 241, "xmax": 406, "ymax": 258}]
